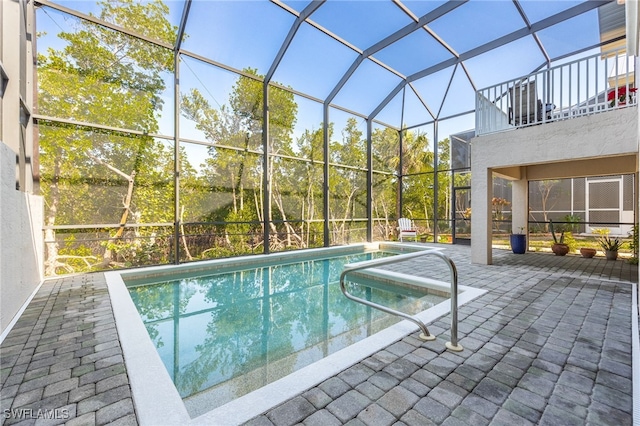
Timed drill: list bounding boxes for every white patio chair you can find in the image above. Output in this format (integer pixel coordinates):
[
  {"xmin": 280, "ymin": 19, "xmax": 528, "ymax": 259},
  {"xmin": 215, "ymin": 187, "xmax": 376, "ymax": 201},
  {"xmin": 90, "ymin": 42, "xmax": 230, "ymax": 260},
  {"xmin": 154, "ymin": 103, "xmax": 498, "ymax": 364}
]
[{"xmin": 398, "ymin": 218, "xmax": 417, "ymax": 242}]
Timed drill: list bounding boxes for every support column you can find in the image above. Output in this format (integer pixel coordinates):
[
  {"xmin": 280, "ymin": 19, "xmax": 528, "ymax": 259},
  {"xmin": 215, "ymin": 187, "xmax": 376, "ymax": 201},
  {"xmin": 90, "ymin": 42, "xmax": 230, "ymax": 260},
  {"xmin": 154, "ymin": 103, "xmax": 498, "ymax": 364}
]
[
  {"xmin": 471, "ymin": 167, "xmax": 493, "ymax": 264},
  {"xmin": 511, "ymin": 177, "xmax": 529, "ymax": 236}
]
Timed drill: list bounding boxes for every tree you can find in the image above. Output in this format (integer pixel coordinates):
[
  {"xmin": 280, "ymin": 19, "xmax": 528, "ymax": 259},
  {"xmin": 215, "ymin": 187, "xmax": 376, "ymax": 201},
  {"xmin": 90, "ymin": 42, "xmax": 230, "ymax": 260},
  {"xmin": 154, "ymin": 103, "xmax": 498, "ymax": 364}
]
[
  {"xmin": 398, "ymin": 129, "xmax": 434, "ymax": 232},
  {"xmin": 180, "ymin": 69, "xmax": 299, "ymax": 254},
  {"xmin": 535, "ymin": 180, "xmax": 561, "ymax": 231},
  {"xmin": 295, "ymin": 125, "xmax": 328, "ymax": 247},
  {"xmin": 371, "ymin": 127, "xmax": 399, "ymax": 239},
  {"xmin": 329, "ymin": 118, "xmax": 367, "ymax": 243},
  {"xmin": 437, "ymin": 138, "xmax": 452, "ymax": 233},
  {"xmin": 38, "ymin": 0, "xmax": 178, "ymax": 274}
]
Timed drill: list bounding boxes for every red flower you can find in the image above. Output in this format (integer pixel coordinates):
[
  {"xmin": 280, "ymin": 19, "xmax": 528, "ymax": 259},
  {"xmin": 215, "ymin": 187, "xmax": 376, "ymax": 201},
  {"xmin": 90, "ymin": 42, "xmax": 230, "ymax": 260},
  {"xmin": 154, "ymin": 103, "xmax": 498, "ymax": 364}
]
[{"xmin": 608, "ymin": 86, "xmax": 637, "ymax": 105}]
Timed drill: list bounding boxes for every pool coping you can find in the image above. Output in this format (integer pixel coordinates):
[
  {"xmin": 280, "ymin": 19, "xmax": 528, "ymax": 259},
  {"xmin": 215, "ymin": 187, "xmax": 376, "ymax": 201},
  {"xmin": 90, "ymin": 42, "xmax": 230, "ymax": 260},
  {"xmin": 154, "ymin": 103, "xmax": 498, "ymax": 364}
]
[{"xmin": 106, "ymin": 243, "xmax": 487, "ymax": 425}]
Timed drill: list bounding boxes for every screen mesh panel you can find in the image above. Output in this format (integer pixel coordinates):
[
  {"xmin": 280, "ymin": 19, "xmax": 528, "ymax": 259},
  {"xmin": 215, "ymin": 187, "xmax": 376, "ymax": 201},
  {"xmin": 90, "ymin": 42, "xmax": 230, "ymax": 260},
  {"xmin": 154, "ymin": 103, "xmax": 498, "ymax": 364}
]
[
  {"xmin": 589, "ymin": 181, "xmax": 619, "ymax": 209},
  {"xmin": 589, "ymin": 210, "xmax": 619, "ymax": 224},
  {"xmin": 573, "ymin": 178, "xmax": 585, "ymax": 210},
  {"xmin": 623, "ymin": 174, "xmax": 634, "ymax": 211}
]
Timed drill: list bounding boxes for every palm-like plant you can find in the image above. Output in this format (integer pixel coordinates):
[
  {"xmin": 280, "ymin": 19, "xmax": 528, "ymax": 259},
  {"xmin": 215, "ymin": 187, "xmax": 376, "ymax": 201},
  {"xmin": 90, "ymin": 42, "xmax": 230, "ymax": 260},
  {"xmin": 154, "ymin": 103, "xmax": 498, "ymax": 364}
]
[
  {"xmin": 549, "ymin": 220, "xmax": 565, "ymax": 244},
  {"xmin": 598, "ymin": 236, "xmax": 623, "ymax": 251}
]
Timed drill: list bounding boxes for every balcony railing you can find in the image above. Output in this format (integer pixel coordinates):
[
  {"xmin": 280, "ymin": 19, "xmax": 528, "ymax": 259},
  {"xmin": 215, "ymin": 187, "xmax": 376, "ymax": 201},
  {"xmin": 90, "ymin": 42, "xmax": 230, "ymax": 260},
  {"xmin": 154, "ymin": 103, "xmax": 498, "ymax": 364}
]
[{"xmin": 476, "ymin": 49, "xmax": 636, "ymax": 136}]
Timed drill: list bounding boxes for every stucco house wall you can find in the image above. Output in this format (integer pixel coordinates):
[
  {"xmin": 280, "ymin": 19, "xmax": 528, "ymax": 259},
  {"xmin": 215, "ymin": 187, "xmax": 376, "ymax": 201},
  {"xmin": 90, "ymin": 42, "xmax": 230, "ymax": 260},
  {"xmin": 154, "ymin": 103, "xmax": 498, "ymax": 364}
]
[
  {"xmin": 471, "ymin": 106, "xmax": 639, "ymax": 264},
  {"xmin": 0, "ymin": 142, "xmax": 44, "ymax": 334},
  {"xmin": 0, "ymin": 0, "xmax": 43, "ymax": 336}
]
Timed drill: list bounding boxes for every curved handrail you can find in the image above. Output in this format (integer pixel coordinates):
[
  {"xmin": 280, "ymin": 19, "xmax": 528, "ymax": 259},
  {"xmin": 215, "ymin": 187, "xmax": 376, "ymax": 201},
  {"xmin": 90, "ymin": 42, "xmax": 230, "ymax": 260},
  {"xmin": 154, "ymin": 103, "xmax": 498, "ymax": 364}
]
[{"xmin": 339, "ymin": 249, "xmax": 462, "ymax": 351}]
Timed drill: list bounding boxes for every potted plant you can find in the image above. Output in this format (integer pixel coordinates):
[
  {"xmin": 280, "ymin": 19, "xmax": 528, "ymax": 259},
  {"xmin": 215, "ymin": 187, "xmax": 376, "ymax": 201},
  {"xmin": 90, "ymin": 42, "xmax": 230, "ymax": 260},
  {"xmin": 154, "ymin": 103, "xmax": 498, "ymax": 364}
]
[
  {"xmin": 510, "ymin": 227, "xmax": 526, "ymax": 254},
  {"xmin": 579, "ymin": 247, "xmax": 596, "ymax": 258},
  {"xmin": 598, "ymin": 235, "xmax": 623, "ymax": 261},
  {"xmin": 629, "ymin": 225, "xmax": 638, "ymax": 265},
  {"xmin": 549, "ymin": 220, "xmax": 569, "ymax": 256}
]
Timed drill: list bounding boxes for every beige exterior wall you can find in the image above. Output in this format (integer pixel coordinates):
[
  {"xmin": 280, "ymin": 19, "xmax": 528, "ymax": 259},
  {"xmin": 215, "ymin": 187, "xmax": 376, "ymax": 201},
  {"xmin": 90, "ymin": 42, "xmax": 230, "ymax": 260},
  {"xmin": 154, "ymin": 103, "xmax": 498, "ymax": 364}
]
[
  {"xmin": 471, "ymin": 107, "xmax": 639, "ymax": 264},
  {"xmin": 0, "ymin": 0, "xmax": 43, "ymax": 336},
  {"xmin": 0, "ymin": 143, "xmax": 43, "ymax": 334}
]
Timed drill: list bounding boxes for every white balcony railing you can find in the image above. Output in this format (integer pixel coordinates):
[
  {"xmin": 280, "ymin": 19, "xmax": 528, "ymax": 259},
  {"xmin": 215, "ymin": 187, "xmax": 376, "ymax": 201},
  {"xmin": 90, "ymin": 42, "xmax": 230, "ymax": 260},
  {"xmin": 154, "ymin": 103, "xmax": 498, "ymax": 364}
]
[{"xmin": 476, "ymin": 49, "xmax": 636, "ymax": 136}]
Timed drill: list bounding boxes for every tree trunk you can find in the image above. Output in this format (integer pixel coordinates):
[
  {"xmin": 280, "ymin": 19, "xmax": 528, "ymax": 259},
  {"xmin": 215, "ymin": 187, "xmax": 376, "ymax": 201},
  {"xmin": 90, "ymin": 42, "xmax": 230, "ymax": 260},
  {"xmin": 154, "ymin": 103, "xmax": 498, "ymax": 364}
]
[
  {"xmin": 339, "ymin": 188, "xmax": 357, "ymax": 244},
  {"xmin": 44, "ymin": 156, "xmax": 61, "ymax": 276},
  {"xmin": 88, "ymin": 154, "xmax": 136, "ymax": 266},
  {"xmin": 180, "ymin": 205, "xmax": 193, "ymax": 260},
  {"xmin": 423, "ymin": 198, "xmax": 431, "ymax": 233}
]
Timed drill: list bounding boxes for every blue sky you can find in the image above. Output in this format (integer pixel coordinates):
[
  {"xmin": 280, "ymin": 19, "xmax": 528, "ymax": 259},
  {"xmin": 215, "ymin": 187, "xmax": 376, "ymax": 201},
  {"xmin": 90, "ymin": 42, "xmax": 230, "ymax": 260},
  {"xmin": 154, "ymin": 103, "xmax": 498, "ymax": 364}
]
[{"xmin": 38, "ymin": 0, "xmax": 607, "ymax": 143}]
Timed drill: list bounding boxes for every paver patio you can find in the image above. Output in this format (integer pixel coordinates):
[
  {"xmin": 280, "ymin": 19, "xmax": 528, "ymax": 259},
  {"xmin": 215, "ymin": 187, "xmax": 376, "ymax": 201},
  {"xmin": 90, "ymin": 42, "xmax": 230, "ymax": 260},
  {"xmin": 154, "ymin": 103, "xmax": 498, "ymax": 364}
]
[{"xmin": 1, "ymin": 245, "xmax": 637, "ymax": 425}]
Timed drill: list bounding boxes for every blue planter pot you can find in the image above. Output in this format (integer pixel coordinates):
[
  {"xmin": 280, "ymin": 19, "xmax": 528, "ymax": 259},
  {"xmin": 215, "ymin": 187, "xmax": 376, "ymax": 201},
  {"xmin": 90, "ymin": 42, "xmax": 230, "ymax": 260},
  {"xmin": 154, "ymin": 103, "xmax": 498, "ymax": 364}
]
[{"xmin": 510, "ymin": 234, "xmax": 527, "ymax": 254}]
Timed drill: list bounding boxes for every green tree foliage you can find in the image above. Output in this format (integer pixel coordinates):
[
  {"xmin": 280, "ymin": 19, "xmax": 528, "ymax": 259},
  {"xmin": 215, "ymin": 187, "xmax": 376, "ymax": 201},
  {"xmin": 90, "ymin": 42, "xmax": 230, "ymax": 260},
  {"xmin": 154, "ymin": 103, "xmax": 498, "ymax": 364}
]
[
  {"xmin": 399, "ymin": 130, "xmax": 435, "ymax": 230},
  {"xmin": 436, "ymin": 138, "xmax": 452, "ymax": 233},
  {"xmin": 396, "ymin": 135, "xmax": 458, "ymax": 237},
  {"xmin": 371, "ymin": 127, "xmax": 399, "ymax": 239},
  {"xmin": 180, "ymin": 69, "xmax": 301, "ymax": 255},
  {"xmin": 36, "ymin": 1, "xmax": 460, "ymax": 273},
  {"xmin": 38, "ymin": 0, "xmax": 178, "ymax": 274},
  {"xmin": 328, "ymin": 118, "xmax": 368, "ymax": 243},
  {"xmin": 294, "ymin": 126, "xmax": 327, "ymax": 247}
]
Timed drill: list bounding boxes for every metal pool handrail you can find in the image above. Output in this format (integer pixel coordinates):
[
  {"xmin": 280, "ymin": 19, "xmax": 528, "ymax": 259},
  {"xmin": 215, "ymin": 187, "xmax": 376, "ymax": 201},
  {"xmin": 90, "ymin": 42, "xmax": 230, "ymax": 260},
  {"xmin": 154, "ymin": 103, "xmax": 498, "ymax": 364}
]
[{"xmin": 339, "ymin": 249, "xmax": 462, "ymax": 352}]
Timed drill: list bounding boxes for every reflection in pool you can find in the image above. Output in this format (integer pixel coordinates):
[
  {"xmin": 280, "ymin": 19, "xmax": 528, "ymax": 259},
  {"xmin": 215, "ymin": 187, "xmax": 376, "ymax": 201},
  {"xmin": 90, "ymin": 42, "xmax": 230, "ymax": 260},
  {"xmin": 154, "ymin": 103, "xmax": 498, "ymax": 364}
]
[{"xmin": 125, "ymin": 250, "xmax": 447, "ymax": 411}]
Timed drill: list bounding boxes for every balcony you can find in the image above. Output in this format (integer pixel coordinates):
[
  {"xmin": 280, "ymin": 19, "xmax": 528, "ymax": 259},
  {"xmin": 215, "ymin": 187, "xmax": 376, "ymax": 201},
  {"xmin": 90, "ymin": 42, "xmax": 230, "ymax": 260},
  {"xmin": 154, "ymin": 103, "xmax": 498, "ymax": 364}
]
[{"xmin": 475, "ymin": 49, "xmax": 636, "ymax": 136}]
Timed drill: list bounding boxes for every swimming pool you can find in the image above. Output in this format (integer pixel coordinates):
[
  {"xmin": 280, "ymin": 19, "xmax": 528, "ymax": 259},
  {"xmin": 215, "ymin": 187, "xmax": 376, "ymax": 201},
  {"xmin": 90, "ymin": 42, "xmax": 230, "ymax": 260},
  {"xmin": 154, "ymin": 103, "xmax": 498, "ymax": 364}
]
[
  {"xmin": 106, "ymin": 243, "xmax": 486, "ymax": 425},
  {"xmin": 125, "ymin": 248, "xmax": 446, "ymax": 413}
]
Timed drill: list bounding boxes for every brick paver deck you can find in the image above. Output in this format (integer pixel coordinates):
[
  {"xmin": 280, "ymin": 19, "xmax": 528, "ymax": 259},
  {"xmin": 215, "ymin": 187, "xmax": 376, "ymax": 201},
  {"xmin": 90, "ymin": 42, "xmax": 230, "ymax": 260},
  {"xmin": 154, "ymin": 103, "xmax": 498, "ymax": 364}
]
[
  {"xmin": 1, "ymin": 246, "xmax": 637, "ymax": 425},
  {"xmin": 1, "ymin": 274, "xmax": 135, "ymax": 425}
]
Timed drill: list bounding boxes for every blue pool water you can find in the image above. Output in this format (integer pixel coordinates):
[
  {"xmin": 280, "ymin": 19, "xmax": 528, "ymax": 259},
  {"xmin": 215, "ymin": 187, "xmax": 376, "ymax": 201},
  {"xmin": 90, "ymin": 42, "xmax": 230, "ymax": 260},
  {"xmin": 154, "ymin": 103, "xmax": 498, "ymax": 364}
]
[{"xmin": 125, "ymin": 249, "xmax": 447, "ymax": 410}]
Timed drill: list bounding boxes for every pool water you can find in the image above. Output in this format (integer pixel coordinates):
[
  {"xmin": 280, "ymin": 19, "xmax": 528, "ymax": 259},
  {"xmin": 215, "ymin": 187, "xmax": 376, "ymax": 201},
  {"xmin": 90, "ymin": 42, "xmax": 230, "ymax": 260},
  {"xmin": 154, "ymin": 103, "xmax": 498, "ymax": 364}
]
[{"xmin": 125, "ymin": 250, "xmax": 447, "ymax": 410}]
